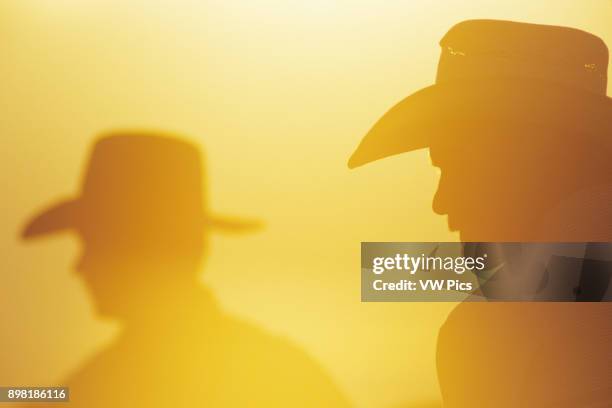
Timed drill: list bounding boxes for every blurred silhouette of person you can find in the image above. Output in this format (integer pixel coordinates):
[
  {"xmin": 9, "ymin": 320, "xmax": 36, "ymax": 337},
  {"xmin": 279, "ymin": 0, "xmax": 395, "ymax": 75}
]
[
  {"xmin": 349, "ymin": 20, "xmax": 611, "ymax": 407},
  {"xmin": 22, "ymin": 132, "xmax": 350, "ymax": 407}
]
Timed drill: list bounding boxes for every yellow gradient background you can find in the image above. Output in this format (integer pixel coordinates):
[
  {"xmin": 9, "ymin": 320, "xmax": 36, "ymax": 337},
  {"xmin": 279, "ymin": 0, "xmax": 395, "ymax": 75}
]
[{"xmin": 1, "ymin": 1, "xmax": 611, "ymax": 407}]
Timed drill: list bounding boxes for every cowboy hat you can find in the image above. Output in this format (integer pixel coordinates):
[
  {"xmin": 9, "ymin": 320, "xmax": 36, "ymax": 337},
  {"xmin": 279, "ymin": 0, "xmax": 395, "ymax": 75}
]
[
  {"xmin": 22, "ymin": 131, "xmax": 261, "ymax": 239},
  {"xmin": 348, "ymin": 19, "xmax": 612, "ymax": 169}
]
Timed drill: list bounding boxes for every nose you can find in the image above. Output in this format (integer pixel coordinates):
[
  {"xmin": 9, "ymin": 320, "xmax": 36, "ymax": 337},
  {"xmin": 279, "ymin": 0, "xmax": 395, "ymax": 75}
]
[
  {"xmin": 432, "ymin": 173, "xmax": 450, "ymax": 216},
  {"xmin": 74, "ymin": 247, "xmax": 91, "ymax": 276},
  {"xmin": 74, "ymin": 254, "xmax": 85, "ymax": 276}
]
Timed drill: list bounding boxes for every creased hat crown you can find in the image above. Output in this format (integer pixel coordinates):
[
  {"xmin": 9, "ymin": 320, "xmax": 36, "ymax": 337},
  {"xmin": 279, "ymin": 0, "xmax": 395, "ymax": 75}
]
[{"xmin": 437, "ymin": 19, "xmax": 609, "ymax": 94}]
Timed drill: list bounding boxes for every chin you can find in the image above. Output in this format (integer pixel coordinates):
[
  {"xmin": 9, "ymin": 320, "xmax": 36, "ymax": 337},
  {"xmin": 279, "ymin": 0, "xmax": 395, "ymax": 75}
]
[
  {"xmin": 458, "ymin": 232, "xmax": 472, "ymax": 242},
  {"xmin": 89, "ymin": 299, "xmax": 123, "ymax": 318},
  {"xmin": 93, "ymin": 306, "xmax": 116, "ymax": 319},
  {"xmin": 458, "ymin": 229, "xmax": 485, "ymax": 242}
]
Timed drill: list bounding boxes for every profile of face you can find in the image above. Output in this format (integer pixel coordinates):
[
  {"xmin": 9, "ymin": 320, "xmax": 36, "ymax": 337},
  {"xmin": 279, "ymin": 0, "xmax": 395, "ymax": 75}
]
[
  {"xmin": 75, "ymin": 222, "xmax": 205, "ymax": 320},
  {"xmin": 428, "ymin": 124, "xmax": 597, "ymax": 241}
]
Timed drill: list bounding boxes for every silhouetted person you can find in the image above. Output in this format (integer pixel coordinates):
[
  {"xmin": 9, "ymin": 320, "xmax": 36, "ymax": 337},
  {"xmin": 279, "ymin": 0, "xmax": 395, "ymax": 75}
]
[
  {"xmin": 22, "ymin": 132, "xmax": 350, "ymax": 407},
  {"xmin": 349, "ymin": 20, "xmax": 612, "ymax": 407}
]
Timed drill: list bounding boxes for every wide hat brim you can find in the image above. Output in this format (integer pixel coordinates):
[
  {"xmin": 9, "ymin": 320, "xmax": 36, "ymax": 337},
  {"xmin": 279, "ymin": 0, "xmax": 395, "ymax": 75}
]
[
  {"xmin": 22, "ymin": 198, "xmax": 262, "ymax": 239},
  {"xmin": 348, "ymin": 78, "xmax": 612, "ymax": 169}
]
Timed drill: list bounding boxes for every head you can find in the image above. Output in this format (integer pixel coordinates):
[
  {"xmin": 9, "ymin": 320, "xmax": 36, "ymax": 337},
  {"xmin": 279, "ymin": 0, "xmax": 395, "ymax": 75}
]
[
  {"xmin": 428, "ymin": 122, "xmax": 612, "ymax": 241},
  {"xmin": 23, "ymin": 132, "xmax": 259, "ymax": 322},
  {"xmin": 74, "ymin": 214, "xmax": 206, "ymax": 320},
  {"xmin": 348, "ymin": 20, "xmax": 611, "ymax": 241}
]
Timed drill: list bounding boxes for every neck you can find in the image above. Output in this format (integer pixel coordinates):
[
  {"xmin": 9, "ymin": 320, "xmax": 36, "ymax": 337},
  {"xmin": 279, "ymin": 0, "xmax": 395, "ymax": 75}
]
[{"xmin": 119, "ymin": 282, "xmax": 216, "ymax": 328}]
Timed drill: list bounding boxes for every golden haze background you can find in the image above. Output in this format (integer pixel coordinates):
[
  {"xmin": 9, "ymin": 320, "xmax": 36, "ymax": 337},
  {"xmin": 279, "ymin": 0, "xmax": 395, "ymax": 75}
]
[{"xmin": 1, "ymin": 1, "xmax": 611, "ymax": 407}]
